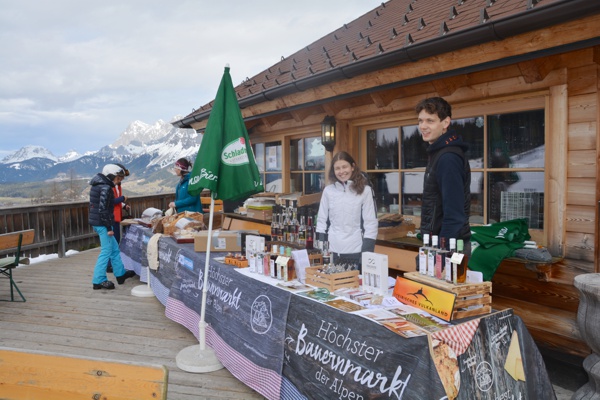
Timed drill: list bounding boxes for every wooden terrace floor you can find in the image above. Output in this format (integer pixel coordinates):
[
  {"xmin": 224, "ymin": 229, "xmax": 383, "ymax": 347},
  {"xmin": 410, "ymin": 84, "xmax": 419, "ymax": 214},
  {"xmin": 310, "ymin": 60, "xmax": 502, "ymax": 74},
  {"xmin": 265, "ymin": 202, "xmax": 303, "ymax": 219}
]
[{"xmin": 0, "ymin": 248, "xmax": 265, "ymax": 400}]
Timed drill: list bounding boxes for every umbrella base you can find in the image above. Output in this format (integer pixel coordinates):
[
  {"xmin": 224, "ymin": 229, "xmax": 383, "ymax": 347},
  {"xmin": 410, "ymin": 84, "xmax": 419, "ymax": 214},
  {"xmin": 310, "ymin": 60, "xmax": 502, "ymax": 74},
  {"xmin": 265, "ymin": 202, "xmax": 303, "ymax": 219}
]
[
  {"xmin": 131, "ymin": 284, "xmax": 154, "ymax": 297},
  {"xmin": 176, "ymin": 344, "xmax": 224, "ymax": 373}
]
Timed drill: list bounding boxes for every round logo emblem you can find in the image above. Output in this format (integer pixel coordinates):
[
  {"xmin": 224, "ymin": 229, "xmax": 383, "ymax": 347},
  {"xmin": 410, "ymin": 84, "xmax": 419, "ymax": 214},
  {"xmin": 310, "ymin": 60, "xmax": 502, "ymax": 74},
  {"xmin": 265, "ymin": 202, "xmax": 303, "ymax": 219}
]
[
  {"xmin": 475, "ymin": 361, "xmax": 494, "ymax": 392},
  {"xmin": 250, "ymin": 295, "xmax": 273, "ymax": 334}
]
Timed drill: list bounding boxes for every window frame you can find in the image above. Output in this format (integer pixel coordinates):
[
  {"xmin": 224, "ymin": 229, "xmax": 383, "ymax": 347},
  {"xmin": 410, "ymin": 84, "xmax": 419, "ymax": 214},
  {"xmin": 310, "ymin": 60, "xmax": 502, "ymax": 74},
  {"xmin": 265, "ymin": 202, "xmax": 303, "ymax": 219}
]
[
  {"xmin": 358, "ymin": 94, "xmax": 548, "ymax": 243},
  {"xmin": 289, "ymin": 135, "xmax": 326, "ymax": 195}
]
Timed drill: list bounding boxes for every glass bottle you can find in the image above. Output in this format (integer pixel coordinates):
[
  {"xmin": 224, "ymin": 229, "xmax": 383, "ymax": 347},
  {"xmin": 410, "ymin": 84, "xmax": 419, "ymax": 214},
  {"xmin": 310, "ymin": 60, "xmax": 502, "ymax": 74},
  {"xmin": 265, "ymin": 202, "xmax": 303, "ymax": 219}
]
[
  {"xmin": 418, "ymin": 233, "xmax": 429, "ymax": 275},
  {"xmin": 305, "ymin": 216, "xmax": 314, "ymax": 250},
  {"xmin": 445, "ymin": 238, "xmax": 456, "ymax": 283},
  {"xmin": 284, "ymin": 246, "xmax": 296, "ymax": 282},
  {"xmin": 298, "ymin": 215, "xmax": 306, "ymax": 246},
  {"xmin": 269, "ymin": 245, "xmax": 278, "ymax": 278},
  {"xmin": 291, "ymin": 208, "xmax": 299, "ymax": 243},
  {"xmin": 270, "ymin": 211, "xmax": 278, "ymax": 241},
  {"xmin": 263, "ymin": 245, "xmax": 271, "ymax": 276},
  {"xmin": 456, "ymin": 239, "xmax": 468, "ymax": 283},
  {"xmin": 436, "ymin": 237, "xmax": 448, "ymax": 280},
  {"xmin": 428, "ymin": 235, "xmax": 438, "ymax": 277}
]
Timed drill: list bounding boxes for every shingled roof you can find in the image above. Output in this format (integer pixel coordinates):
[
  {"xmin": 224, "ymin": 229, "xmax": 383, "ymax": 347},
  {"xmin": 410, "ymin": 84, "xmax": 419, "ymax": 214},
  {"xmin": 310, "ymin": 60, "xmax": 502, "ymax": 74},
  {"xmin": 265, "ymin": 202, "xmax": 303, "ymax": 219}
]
[{"xmin": 175, "ymin": 0, "xmax": 600, "ymax": 128}]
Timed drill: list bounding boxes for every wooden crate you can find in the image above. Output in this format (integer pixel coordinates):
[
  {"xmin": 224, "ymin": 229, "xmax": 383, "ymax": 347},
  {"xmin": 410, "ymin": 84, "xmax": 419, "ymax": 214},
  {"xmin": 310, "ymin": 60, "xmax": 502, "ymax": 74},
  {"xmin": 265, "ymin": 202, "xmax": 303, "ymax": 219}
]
[
  {"xmin": 305, "ymin": 266, "xmax": 359, "ymax": 292},
  {"xmin": 404, "ymin": 271, "xmax": 492, "ymax": 320}
]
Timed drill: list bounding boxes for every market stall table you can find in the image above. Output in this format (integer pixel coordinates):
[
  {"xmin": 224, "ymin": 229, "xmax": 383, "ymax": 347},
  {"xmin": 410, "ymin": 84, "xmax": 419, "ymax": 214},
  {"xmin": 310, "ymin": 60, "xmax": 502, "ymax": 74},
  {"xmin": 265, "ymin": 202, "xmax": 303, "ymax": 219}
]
[{"xmin": 120, "ymin": 224, "xmax": 556, "ymax": 400}]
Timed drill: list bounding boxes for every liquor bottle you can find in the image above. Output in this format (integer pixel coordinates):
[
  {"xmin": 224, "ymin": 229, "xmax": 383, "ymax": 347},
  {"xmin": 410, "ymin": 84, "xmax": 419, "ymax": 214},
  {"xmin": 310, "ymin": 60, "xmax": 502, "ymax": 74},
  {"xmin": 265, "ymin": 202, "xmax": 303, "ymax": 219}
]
[
  {"xmin": 270, "ymin": 211, "xmax": 278, "ymax": 241},
  {"xmin": 269, "ymin": 245, "xmax": 278, "ymax": 278},
  {"xmin": 305, "ymin": 216, "xmax": 314, "ymax": 250},
  {"xmin": 435, "ymin": 237, "xmax": 448, "ymax": 280},
  {"xmin": 445, "ymin": 238, "xmax": 456, "ymax": 283},
  {"xmin": 263, "ymin": 245, "xmax": 271, "ymax": 276},
  {"xmin": 298, "ymin": 215, "xmax": 306, "ymax": 246},
  {"xmin": 428, "ymin": 235, "xmax": 438, "ymax": 277},
  {"xmin": 290, "ymin": 208, "xmax": 299, "ymax": 243},
  {"xmin": 279, "ymin": 210, "xmax": 287, "ymax": 242},
  {"xmin": 456, "ymin": 239, "xmax": 468, "ymax": 283},
  {"xmin": 284, "ymin": 247, "xmax": 296, "ymax": 281},
  {"xmin": 418, "ymin": 233, "xmax": 430, "ymax": 275}
]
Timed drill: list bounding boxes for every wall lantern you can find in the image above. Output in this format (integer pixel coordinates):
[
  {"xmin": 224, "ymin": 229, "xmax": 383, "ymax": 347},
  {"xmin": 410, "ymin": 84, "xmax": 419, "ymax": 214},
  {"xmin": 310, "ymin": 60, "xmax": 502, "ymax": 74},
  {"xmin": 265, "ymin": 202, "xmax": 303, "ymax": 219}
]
[{"xmin": 321, "ymin": 115, "xmax": 337, "ymax": 152}]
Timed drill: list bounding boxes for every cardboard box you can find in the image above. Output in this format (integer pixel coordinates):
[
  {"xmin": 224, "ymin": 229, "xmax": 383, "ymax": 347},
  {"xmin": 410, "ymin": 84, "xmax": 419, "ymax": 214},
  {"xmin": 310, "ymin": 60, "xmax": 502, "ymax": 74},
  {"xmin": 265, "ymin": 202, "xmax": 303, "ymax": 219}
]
[{"xmin": 194, "ymin": 230, "xmax": 242, "ymax": 252}]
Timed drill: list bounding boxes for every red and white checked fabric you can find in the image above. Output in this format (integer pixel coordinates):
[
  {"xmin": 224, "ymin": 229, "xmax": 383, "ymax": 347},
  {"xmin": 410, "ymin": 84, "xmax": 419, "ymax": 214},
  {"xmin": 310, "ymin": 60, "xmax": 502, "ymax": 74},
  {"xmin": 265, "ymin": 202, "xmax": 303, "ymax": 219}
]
[
  {"xmin": 431, "ymin": 318, "xmax": 481, "ymax": 356},
  {"xmin": 165, "ymin": 297, "xmax": 283, "ymax": 399},
  {"xmin": 206, "ymin": 326, "xmax": 283, "ymax": 400}
]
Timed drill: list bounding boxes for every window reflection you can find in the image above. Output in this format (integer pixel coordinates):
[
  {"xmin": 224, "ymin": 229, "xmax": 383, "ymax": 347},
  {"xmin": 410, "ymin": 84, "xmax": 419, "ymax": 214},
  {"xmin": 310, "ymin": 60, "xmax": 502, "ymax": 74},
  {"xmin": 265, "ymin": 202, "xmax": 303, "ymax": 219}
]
[
  {"xmin": 252, "ymin": 141, "xmax": 282, "ymax": 193},
  {"xmin": 289, "ymin": 137, "xmax": 325, "ymax": 194},
  {"xmin": 400, "ymin": 171, "xmax": 423, "ymax": 216},
  {"xmin": 364, "ymin": 107, "xmax": 545, "ymax": 231},
  {"xmin": 304, "ymin": 173, "xmax": 325, "ymax": 194},
  {"xmin": 265, "ymin": 142, "xmax": 282, "ymax": 172},
  {"xmin": 253, "ymin": 143, "xmax": 265, "ymax": 173},
  {"xmin": 366, "ymin": 128, "xmax": 399, "ymax": 170},
  {"xmin": 488, "ymin": 110, "xmax": 545, "ymax": 168}
]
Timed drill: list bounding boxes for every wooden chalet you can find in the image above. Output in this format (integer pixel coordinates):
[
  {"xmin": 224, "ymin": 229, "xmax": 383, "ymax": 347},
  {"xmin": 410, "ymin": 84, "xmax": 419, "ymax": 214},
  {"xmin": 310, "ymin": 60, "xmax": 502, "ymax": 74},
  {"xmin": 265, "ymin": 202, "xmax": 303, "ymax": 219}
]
[{"xmin": 174, "ymin": 0, "xmax": 600, "ymax": 361}]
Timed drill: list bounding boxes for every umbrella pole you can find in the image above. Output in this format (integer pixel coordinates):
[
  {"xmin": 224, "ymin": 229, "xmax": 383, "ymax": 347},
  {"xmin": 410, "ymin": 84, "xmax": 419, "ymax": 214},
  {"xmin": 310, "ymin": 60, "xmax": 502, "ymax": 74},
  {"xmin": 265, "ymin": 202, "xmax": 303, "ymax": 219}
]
[{"xmin": 176, "ymin": 196, "xmax": 224, "ymax": 373}]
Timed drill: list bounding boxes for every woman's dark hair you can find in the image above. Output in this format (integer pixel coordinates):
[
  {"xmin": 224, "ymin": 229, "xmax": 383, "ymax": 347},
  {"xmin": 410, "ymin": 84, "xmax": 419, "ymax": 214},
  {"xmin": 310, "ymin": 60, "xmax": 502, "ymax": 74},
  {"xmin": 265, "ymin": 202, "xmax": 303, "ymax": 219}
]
[
  {"xmin": 175, "ymin": 158, "xmax": 192, "ymax": 174},
  {"xmin": 328, "ymin": 151, "xmax": 368, "ymax": 195},
  {"xmin": 415, "ymin": 97, "xmax": 452, "ymax": 121}
]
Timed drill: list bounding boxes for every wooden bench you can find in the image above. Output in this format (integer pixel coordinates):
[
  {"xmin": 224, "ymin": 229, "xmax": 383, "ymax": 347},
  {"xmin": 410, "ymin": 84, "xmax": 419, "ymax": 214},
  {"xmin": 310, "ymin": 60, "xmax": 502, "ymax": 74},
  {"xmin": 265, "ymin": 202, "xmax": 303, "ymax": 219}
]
[
  {"xmin": 0, "ymin": 347, "xmax": 168, "ymax": 400},
  {"xmin": 0, "ymin": 229, "xmax": 35, "ymax": 302}
]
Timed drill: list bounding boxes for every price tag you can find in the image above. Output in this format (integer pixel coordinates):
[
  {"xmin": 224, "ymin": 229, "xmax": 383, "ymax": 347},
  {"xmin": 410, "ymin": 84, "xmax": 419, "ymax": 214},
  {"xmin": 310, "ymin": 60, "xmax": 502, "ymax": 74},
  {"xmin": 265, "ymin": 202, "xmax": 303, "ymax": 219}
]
[{"xmin": 450, "ymin": 252, "xmax": 465, "ymax": 264}]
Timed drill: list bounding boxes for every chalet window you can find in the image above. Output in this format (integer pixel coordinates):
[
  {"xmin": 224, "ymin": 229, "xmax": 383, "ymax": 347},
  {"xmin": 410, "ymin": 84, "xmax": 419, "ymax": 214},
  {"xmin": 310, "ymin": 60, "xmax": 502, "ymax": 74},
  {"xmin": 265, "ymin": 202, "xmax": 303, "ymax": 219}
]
[
  {"xmin": 253, "ymin": 141, "xmax": 283, "ymax": 193},
  {"xmin": 362, "ymin": 108, "xmax": 545, "ymax": 231},
  {"xmin": 290, "ymin": 137, "xmax": 326, "ymax": 195}
]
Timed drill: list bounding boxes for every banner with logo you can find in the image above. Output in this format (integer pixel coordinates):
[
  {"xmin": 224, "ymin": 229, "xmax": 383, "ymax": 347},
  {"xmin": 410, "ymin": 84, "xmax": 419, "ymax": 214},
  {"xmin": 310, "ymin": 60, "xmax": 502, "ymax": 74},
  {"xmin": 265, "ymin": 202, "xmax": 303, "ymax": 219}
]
[
  {"xmin": 282, "ymin": 293, "xmax": 447, "ymax": 399},
  {"xmin": 393, "ymin": 276, "xmax": 457, "ymax": 321},
  {"xmin": 159, "ymin": 239, "xmax": 291, "ymax": 373}
]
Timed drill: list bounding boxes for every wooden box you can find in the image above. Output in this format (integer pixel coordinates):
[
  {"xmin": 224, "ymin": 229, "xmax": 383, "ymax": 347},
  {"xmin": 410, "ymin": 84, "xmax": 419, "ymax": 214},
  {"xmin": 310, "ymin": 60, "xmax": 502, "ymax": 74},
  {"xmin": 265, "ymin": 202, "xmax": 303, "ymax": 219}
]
[
  {"xmin": 377, "ymin": 223, "xmax": 416, "ymax": 240},
  {"xmin": 305, "ymin": 266, "xmax": 359, "ymax": 292},
  {"xmin": 404, "ymin": 271, "xmax": 492, "ymax": 320}
]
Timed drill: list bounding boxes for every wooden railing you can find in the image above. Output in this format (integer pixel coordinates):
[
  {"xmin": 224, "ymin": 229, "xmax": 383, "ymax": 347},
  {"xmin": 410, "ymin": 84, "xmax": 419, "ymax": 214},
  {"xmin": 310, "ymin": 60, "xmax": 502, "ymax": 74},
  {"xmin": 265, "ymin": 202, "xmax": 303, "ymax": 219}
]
[{"xmin": 0, "ymin": 194, "xmax": 174, "ymax": 259}]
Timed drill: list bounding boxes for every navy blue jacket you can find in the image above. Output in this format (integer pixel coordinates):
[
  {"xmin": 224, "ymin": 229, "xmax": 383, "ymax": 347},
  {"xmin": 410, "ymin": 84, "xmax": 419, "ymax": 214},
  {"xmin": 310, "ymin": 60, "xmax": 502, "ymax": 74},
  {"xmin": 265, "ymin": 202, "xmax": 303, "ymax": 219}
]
[
  {"xmin": 88, "ymin": 173, "xmax": 116, "ymax": 229},
  {"xmin": 420, "ymin": 131, "xmax": 471, "ymax": 241}
]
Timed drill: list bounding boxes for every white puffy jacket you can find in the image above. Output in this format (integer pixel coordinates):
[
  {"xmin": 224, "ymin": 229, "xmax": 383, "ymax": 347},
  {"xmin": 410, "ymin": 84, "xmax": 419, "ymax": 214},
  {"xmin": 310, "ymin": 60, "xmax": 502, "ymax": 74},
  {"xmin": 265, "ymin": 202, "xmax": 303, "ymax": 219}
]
[{"xmin": 316, "ymin": 180, "xmax": 378, "ymax": 254}]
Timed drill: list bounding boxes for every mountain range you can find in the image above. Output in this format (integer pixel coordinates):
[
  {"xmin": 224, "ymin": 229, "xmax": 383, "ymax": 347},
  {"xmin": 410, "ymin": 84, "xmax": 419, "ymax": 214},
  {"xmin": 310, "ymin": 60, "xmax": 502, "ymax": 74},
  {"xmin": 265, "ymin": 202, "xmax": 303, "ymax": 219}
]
[{"xmin": 0, "ymin": 118, "xmax": 201, "ymax": 198}]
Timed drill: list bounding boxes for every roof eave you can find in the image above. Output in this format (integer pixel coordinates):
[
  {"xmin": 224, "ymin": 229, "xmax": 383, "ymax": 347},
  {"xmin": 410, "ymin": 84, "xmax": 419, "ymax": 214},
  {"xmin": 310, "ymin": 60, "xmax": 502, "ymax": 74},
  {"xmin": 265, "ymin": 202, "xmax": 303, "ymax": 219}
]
[{"xmin": 172, "ymin": 0, "xmax": 600, "ymax": 129}]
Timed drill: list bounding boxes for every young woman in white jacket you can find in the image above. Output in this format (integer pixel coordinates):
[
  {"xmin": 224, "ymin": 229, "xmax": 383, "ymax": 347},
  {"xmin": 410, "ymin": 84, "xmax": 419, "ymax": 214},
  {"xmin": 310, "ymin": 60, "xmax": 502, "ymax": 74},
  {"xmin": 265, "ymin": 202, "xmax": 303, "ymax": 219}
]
[{"xmin": 316, "ymin": 151, "xmax": 378, "ymax": 271}]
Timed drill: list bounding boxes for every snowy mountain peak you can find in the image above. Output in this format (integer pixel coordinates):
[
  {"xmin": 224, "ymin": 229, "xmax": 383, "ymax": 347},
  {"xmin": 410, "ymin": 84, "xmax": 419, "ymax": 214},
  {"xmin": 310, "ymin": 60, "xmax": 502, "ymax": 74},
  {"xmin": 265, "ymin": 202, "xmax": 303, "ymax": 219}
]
[
  {"xmin": 1, "ymin": 145, "xmax": 58, "ymax": 164},
  {"xmin": 58, "ymin": 150, "xmax": 83, "ymax": 163},
  {"xmin": 111, "ymin": 119, "xmax": 173, "ymax": 149}
]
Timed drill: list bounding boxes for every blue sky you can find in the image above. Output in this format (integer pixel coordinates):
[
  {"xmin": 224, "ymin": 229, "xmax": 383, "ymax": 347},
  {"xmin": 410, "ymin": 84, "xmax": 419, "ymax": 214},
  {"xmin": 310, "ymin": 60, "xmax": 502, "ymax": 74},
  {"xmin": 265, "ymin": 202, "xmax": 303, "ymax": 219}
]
[{"xmin": 0, "ymin": 0, "xmax": 379, "ymax": 159}]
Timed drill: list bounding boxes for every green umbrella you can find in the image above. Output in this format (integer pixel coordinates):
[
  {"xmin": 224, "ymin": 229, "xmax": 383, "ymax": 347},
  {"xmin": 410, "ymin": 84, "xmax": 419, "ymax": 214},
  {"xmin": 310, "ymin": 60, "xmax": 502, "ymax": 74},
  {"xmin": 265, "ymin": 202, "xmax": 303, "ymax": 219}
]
[
  {"xmin": 177, "ymin": 66, "xmax": 263, "ymax": 374},
  {"xmin": 187, "ymin": 66, "xmax": 263, "ymax": 200}
]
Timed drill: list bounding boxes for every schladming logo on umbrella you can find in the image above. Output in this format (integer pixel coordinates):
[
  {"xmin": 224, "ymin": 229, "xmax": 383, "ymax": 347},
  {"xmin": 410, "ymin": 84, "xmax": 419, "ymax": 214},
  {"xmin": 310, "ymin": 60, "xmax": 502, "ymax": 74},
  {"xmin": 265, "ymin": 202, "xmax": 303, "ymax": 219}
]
[{"xmin": 222, "ymin": 137, "xmax": 250, "ymax": 165}]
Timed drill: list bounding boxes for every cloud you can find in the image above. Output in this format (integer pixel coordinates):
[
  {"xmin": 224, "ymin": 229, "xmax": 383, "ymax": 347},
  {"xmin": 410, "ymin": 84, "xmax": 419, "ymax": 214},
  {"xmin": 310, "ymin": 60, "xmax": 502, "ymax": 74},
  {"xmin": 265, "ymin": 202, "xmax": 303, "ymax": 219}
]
[{"xmin": 0, "ymin": 0, "xmax": 379, "ymax": 156}]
